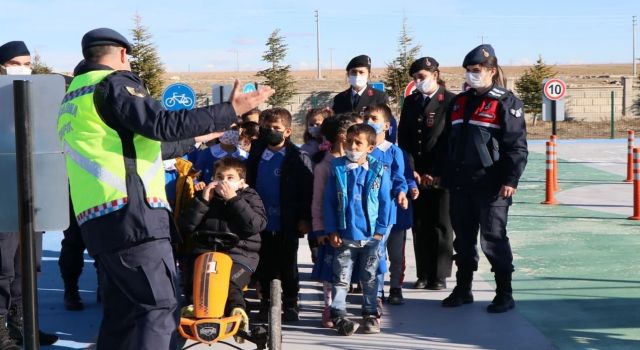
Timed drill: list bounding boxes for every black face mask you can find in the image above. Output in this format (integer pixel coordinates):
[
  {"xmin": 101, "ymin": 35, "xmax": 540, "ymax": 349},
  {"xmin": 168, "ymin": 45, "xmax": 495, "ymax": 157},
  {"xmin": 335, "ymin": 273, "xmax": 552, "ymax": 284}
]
[{"xmin": 259, "ymin": 127, "xmax": 285, "ymax": 146}]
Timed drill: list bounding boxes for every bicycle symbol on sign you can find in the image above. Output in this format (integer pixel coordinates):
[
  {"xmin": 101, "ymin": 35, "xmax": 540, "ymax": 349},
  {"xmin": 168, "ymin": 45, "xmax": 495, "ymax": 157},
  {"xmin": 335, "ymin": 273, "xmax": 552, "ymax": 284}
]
[{"xmin": 164, "ymin": 92, "xmax": 194, "ymax": 108}]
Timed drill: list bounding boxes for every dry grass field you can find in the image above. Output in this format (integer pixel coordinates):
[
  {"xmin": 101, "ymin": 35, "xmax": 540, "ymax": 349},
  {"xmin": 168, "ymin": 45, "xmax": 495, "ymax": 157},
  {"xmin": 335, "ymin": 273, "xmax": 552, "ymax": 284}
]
[
  {"xmin": 163, "ymin": 63, "xmax": 639, "ymax": 142},
  {"xmin": 164, "ymin": 63, "xmax": 636, "ymax": 95}
]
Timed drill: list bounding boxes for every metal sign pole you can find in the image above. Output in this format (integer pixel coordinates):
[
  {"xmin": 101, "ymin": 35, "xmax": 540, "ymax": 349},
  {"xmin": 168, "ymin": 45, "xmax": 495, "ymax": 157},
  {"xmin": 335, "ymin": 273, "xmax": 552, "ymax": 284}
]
[
  {"xmin": 551, "ymin": 100, "xmax": 557, "ymax": 136},
  {"xmin": 13, "ymin": 80, "xmax": 40, "ymax": 349}
]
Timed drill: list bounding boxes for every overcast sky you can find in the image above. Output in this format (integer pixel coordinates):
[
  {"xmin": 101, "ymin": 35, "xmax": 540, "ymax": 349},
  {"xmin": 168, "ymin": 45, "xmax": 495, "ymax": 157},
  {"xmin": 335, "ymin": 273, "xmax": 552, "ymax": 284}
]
[{"xmin": 1, "ymin": 0, "xmax": 638, "ymax": 72}]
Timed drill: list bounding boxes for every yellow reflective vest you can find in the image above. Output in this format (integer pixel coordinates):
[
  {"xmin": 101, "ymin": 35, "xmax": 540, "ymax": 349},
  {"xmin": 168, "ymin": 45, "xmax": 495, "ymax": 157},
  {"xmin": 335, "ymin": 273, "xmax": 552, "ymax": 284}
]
[{"xmin": 57, "ymin": 69, "xmax": 169, "ymax": 225}]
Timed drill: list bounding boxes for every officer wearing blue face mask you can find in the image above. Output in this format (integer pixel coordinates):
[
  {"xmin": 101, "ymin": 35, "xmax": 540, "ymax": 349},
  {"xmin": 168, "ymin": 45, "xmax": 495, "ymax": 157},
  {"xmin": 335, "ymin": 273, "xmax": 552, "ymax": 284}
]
[
  {"xmin": 332, "ymin": 55, "xmax": 398, "ymax": 143},
  {"xmin": 433, "ymin": 44, "xmax": 528, "ymax": 314}
]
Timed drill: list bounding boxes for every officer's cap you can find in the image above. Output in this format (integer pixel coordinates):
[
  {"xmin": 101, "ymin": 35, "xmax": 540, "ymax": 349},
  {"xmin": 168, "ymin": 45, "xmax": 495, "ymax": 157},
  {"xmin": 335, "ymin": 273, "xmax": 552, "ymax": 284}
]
[
  {"xmin": 82, "ymin": 28, "xmax": 132, "ymax": 53},
  {"xmin": 346, "ymin": 55, "xmax": 371, "ymax": 71},
  {"xmin": 0, "ymin": 41, "xmax": 30, "ymax": 65},
  {"xmin": 462, "ymin": 44, "xmax": 496, "ymax": 67},
  {"xmin": 409, "ymin": 57, "xmax": 439, "ymax": 76}
]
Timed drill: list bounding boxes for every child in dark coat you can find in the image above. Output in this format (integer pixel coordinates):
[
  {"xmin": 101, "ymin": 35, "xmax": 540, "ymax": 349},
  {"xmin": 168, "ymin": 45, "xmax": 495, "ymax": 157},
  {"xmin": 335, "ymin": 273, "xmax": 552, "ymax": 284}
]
[{"xmin": 180, "ymin": 157, "xmax": 266, "ymax": 319}]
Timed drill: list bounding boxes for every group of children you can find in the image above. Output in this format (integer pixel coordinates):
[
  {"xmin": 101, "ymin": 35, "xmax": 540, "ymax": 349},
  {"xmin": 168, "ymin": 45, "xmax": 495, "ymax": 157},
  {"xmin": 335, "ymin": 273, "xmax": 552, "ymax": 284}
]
[{"xmin": 166, "ymin": 98, "xmax": 418, "ymax": 337}]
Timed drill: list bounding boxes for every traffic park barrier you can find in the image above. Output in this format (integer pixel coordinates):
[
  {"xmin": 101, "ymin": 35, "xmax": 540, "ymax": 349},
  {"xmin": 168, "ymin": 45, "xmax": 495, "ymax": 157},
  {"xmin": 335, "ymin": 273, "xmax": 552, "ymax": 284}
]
[
  {"xmin": 541, "ymin": 141, "xmax": 558, "ymax": 205},
  {"xmin": 624, "ymin": 130, "xmax": 634, "ymax": 183},
  {"xmin": 629, "ymin": 147, "xmax": 640, "ymax": 220}
]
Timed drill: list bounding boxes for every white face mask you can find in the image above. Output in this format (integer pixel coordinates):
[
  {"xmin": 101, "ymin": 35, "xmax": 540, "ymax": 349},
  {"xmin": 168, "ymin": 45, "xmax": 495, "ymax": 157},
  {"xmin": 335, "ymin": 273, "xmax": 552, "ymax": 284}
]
[
  {"xmin": 4, "ymin": 66, "xmax": 32, "ymax": 75},
  {"xmin": 348, "ymin": 75, "xmax": 368, "ymax": 90},
  {"xmin": 219, "ymin": 179, "xmax": 243, "ymax": 193},
  {"xmin": 465, "ymin": 71, "xmax": 487, "ymax": 89},
  {"xmin": 416, "ymin": 78, "xmax": 437, "ymax": 94},
  {"xmin": 345, "ymin": 150, "xmax": 365, "ymax": 163}
]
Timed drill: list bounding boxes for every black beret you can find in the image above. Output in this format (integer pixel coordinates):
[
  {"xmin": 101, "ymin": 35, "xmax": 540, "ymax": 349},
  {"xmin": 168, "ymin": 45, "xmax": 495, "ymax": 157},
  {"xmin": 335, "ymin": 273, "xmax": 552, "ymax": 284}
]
[
  {"xmin": 346, "ymin": 55, "xmax": 371, "ymax": 71},
  {"xmin": 0, "ymin": 41, "xmax": 30, "ymax": 65},
  {"xmin": 462, "ymin": 44, "xmax": 496, "ymax": 67},
  {"xmin": 409, "ymin": 56, "xmax": 439, "ymax": 76},
  {"xmin": 81, "ymin": 28, "xmax": 132, "ymax": 53}
]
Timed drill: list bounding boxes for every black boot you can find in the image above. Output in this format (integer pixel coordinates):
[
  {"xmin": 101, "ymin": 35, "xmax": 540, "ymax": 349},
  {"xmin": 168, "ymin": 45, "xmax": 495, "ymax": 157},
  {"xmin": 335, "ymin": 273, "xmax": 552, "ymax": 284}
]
[
  {"xmin": 282, "ymin": 297, "xmax": 299, "ymax": 322},
  {"xmin": 257, "ymin": 299, "xmax": 269, "ymax": 322},
  {"xmin": 64, "ymin": 284, "xmax": 84, "ymax": 311},
  {"xmin": 487, "ymin": 272, "xmax": 515, "ymax": 313},
  {"xmin": 7, "ymin": 304, "xmax": 59, "ymax": 346},
  {"xmin": 442, "ymin": 269, "xmax": 474, "ymax": 307},
  {"xmin": 0, "ymin": 315, "xmax": 20, "ymax": 350}
]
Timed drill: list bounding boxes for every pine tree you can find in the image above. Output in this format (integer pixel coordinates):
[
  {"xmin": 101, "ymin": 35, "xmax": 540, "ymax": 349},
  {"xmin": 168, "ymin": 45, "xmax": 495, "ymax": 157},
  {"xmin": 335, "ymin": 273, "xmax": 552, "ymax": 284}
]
[
  {"xmin": 383, "ymin": 17, "xmax": 421, "ymax": 109},
  {"xmin": 130, "ymin": 14, "xmax": 165, "ymax": 98},
  {"xmin": 31, "ymin": 52, "xmax": 53, "ymax": 74},
  {"xmin": 256, "ymin": 29, "xmax": 296, "ymax": 107},
  {"xmin": 515, "ymin": 56, "xmax": 556, "ymax": 122}
]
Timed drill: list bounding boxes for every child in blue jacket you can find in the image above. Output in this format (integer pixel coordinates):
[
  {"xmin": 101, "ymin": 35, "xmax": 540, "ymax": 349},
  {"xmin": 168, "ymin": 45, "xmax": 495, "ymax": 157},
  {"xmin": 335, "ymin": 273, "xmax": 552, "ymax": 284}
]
[
  {"xmin": 364, "ymin": 103, "xmax": 409, "ymax": 311},
  {"xmin": 323, "ymin": 123, "xmax": 392, "ymax": 336}
]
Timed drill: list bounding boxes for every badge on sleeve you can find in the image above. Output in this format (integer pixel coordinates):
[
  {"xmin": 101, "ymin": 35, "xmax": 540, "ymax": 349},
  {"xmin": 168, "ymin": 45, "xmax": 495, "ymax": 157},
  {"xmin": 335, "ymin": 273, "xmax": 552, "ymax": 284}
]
[
  {"xmin": 509, "ymin": 108, "xmax": 523, "ymax": 118},
  {"xmin": 125, "ymin": 86, "xmax": 147, "ymax": 98}
]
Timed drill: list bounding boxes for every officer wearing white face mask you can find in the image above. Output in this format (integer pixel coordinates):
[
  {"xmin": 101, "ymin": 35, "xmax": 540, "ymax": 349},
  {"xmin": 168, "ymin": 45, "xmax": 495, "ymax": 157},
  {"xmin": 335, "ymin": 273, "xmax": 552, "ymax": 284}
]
[
  {"xmin": 0, "ymin": 41, "xmax": 32, "ymax": 75},
  {"xmin": 433, "ymin": 44, "xmax": 527, "ymax": 314},
  {"xmin": 0, "ymin": 40, "xmax": 61, "ymax": 349},
  {"xmin": 332, "ymin": 55, "xmax": 391, "ymax": 131},
  {"xmin": 397, "ymin": 56, "xmax": 455, "ymax": 291}
]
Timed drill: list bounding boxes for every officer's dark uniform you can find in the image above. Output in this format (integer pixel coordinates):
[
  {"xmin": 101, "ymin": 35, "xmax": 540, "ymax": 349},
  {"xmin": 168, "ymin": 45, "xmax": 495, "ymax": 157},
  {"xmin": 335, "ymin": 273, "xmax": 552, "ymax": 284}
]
[
  {"xmin": 332, "ymin": 55, "xmax": 397, "ymax": 142},
  {"xmin": 436, "ymin": 45, "xmax": 528, "ymax": 313},
  {"xmin": 68, "ymin": 29, "xmax": 238, "ymax": 350},
  {"xmin": 397, "ymin": 57, "xmax": 455, "ymax": 290},
  {"xmin": 0, "ymin": 40, "xmax": 58, "ymax": 348}
]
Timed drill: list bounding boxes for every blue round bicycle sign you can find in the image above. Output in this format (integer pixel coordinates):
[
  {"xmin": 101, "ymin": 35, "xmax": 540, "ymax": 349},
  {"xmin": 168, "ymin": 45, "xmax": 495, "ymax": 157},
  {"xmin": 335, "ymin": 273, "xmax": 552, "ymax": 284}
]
[
  {"xmin": 242, "ymin": 83, "xmax": 257, "ymax": 94},
  {"xmin": 162, "ymin": 83, "xmax": 196, "ymax": 110}
]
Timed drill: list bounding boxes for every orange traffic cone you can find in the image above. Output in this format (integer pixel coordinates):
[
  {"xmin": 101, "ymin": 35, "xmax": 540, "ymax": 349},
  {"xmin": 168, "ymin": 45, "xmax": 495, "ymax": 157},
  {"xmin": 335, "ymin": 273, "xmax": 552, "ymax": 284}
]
[
  {"xmin": 542, "ymin": 141, "xmax": 557, "ymax": 205},
  {"xmin": 629, "ymin": 147, "xmax": 640, "ymax": 220}
]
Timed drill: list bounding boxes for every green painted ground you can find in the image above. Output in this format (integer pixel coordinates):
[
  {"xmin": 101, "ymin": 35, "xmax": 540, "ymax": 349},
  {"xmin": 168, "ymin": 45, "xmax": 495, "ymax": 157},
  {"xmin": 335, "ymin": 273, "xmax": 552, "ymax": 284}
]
[{"xmin": 481, "ymin": 152, "xmax": 640, "ymax": 349}]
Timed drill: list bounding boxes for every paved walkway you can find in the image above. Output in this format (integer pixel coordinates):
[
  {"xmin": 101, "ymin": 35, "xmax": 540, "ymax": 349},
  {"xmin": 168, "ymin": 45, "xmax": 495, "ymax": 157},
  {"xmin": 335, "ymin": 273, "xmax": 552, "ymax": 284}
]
[{"xmin": 35, "ymin": 139, "xmax": 639, "ymax": 350}]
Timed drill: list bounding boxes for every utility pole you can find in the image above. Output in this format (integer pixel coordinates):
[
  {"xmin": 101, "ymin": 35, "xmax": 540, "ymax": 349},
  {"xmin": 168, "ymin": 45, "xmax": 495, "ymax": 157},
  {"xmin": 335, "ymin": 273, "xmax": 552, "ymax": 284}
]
[
  {"xmin": 328, "ymin": 48, "xmax": 334, "ymax": 74},
  {"xmin": 633, "ymin": 16, "xmax": 637, "ymax": 77},
  {"xmin": 315, "ymin": 10, "xmax": 321, "ymax": 79},
  {"xmin": 228, "ymin": 49, "xmax": 239, "ymax": 72}
]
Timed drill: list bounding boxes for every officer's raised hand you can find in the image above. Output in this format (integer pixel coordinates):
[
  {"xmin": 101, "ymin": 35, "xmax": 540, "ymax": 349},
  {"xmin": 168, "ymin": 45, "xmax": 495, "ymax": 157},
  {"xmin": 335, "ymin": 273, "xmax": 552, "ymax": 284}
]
[{"xmin": 229, "ymin": 79, "xmax": 274, "ymax": 116}]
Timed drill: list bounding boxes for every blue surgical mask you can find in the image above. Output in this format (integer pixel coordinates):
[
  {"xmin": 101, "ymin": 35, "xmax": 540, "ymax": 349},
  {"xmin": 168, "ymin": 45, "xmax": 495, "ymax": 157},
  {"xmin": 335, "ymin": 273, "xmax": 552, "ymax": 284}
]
[{"xmin": 367, "ymin": 120, "xmax": 384, "ymax": 135}]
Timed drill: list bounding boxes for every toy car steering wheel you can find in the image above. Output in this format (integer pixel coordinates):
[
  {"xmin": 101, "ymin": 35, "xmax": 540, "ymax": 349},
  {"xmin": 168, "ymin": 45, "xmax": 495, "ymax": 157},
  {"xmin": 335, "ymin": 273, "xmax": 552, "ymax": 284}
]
[{"xmin": 191, "ymin": 230, "xmax": 240, "ymax": 251}]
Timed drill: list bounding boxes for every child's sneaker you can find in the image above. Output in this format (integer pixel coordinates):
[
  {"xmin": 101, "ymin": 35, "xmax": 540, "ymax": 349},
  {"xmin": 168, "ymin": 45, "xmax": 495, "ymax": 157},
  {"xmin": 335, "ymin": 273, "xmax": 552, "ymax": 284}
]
[
  {"xmin": 387, "ymin": 288, "xmax": 404, "ymax": 305},
  {"xmin": 322, "ymin": 306, "xmax": 334, "ymax": 328},
  {"xmin": 376, "ymin": 297, "xmax": 384, "ymax": 317},
  {"xmin": 362, "ymin": 315, "xmax": 380, "ymax": 334},
  {"xmin": 334, "ymin": 317, "xmax": 359, "ymax": 336}
]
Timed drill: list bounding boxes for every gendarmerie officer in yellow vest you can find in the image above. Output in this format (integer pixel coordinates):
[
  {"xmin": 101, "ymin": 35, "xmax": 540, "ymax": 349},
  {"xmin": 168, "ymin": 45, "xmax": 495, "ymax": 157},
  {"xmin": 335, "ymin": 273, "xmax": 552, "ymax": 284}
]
[{"xmin": 57, "ymin": 28, "xmax": 273, "ymax": 350}]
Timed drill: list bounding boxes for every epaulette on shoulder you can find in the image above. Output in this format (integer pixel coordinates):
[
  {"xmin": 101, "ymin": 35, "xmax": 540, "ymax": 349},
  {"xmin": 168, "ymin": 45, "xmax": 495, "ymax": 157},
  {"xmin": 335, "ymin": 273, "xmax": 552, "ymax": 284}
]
[{"xmin": 486, "ymin": 86, "xmax": 509, "ymax": 100}]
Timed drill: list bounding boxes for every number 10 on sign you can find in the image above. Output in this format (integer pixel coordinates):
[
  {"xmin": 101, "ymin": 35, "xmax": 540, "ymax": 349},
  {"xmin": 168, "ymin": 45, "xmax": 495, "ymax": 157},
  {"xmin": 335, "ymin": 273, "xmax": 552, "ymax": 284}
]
[{"xmin": 543, "ymin": 79, "xmax": 566, "ymax": 101}]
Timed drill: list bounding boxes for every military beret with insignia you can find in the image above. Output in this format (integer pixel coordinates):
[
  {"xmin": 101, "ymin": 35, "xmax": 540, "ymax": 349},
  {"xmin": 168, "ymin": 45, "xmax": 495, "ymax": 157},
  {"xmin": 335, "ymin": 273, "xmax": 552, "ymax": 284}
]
[
  {"xmin": 0, "ymin": 41, "xmax": 30, "ymax": 65},
  {"xmin": 409, "ymin": 56, "xmax": 439, "ymax": 76},
  {"xmin": 346, "ymin": 55, "xmax": 371, "ymax": 71},
  {"xmin": 462, "ymin": 44, "xmax": 496, "ymax": 67}
]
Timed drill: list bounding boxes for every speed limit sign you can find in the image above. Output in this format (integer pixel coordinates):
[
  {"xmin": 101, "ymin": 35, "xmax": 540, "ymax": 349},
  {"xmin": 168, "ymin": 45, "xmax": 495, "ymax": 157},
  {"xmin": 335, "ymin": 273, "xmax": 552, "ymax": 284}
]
[{"xmin": 543, "ymin": 78, "xmax": 566, "ymax": 101}]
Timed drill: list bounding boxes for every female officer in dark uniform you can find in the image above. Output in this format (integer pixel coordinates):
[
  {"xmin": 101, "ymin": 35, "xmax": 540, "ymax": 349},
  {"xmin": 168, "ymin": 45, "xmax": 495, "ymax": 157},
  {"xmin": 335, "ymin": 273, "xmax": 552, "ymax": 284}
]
[
  {"xmin": 434, "ymin": 45, "xmax": 527, "ymax": 313},
  {"xmin": 397, "ymin": 57, "xmax": 454, "ymax": 290}
]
